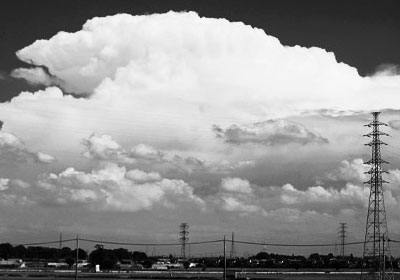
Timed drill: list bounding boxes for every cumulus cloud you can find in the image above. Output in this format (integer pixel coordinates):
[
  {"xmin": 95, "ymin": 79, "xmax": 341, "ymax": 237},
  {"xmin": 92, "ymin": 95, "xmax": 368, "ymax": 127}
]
[
  {"xmin": 126, "ymin": 169, "xmax": 162, "ymax": 183},
  {"xmin": 326, "ymin": 158, "xmax": 368, "ymax": 183},
  {"xmin": 214, "ymin": 177, "xmax": 262, "ymax": 215},
  {"xmin": 130, "ymin": 144, "xmax": 164, "ymax": 161},
  {"xmin": 213, "ymin": 120, "xmax": 328, "ymax": 145},
  {"xmin": 0, "ymin": 178, "xmax": 32, "ymax": 205},
  {"xmin": 11, "ymin": 67, "xmax": 61, "ymax": 87},
  {"xmin": 389, "ymin": 120, "xmax": 400, "ymax": 130},
  {"xmin": 82, "ymin": 133, "xmax": 131, "ymax": 162},
  {"xmin": 82, "ymin": 133, "xmax": 244, "ymax": 175},
  {"xmin": 210, "ymin": 157, "xmax": 382, "ymax": 216},
  {"xmin": 280, "ymin": 183, "xmax": 369, "ymax": 211},
  {"xmin": 0, "ymin": 130, "xmax": 55, "ymax": 164},
  {"xmin": 220, "ymin": 177, "xmax": 252, "ymax": 193},
  {"xmin": 0, "ymin": 178, "xmax": 9, "ymax": 191},
  {"xmin": 35, "ymin": 163, "xmax": 204, "ymax": 211}
]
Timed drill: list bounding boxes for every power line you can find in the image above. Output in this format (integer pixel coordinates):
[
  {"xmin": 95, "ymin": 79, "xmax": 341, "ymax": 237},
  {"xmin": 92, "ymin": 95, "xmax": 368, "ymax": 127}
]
[
  {"xmin": 79, "ymin": 237, "xmax": 222, "ymax": 246},
  {"xmin": 14, "ymin": 238, "xmax": 76, "ymax": 246},
  {"xmin": 10, "ymin": 237, "xmax": 369, "ymax": 248}
]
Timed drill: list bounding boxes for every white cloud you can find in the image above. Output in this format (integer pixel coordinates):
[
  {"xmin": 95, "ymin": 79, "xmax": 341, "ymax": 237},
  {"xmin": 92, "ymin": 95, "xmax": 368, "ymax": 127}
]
[
  {"xmin": 0, "ymin": 130, "xmax": 55, "ymax": 163},
  {"xmin": 389, "ymin": 120, "xmax": 400, "ymax": 130},
  {"xmin": 35, "ymin": 163, "xmax": 204, "ymax": 212},
  {"xmin": 2, "ymin": 11, "xmax": 400, "ymax": 243},
  {"xmin": 36, "ymin": 152, "xmax": 55, "ymax": 164},
  {"xmin": 219, "ymin": 196, "xmax": 260, "ymax": 213},
  {"xmin": 280, "ymin": 183, "xmax": 369, "ymax": 210},
  {"xmin": 0, "ymin": 178, "xmax": 10, "ymax": 191},
  {"xmin": 373, "ymin": 64, "xmax": 400, "ymax": 76},
  {"xmin": 220, "ymin": 177, "xmax": 252, "ymax": 194},
  {"xmin": 212, "ymin": 177, "xmax": 263, "ymax": 215},
  {"xmin": 0, "ymin": 12, "xmax": 399, "ymax": 169},
  {"xmin": 326, "ymin": 158, "xmax": 368, "ymax": 183},
  {"xmin": 130, "ymin": 144, "xmax": 164, "ymax": 161},
  {"xmin": 126, "ymin": 169, "xmax": 162, "ymax": 183},
  {"xmin": 13, "ymin": 11, "xmax": 400, "ymax": 115},
  {"xmin": 213, "ymin": 119, "xmax": 328, "ymax": 145},
  {"xmin": 81, "ymin": 134, "xmax": 245, "ymax": 176},
  {"xmin": 0, "ymin": 178, "xmax": 32, "ymax": 205},
  {"xmin": 11, "ymin": 67, "xmax": 60, "ymax": 86},
  {"xmin": 82, "ymin": 133, "xmax": 132, "ymax": 162}
]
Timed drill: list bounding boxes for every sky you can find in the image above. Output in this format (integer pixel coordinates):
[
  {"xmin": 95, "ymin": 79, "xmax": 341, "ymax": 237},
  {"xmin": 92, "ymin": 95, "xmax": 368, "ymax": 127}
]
[{"xmin": 1, "ymin": 0, "xmax": 400, "ymax": 257}]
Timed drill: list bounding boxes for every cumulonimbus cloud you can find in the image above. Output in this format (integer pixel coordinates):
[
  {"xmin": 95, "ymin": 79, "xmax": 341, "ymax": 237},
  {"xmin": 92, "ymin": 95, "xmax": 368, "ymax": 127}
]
[
  {"xmin": 1, "ymin": 12, "xmax": 400, "ymax": 239},
  {"xmin": 0, "ymin": 12, "xmax": 399, "ymax": 162}
]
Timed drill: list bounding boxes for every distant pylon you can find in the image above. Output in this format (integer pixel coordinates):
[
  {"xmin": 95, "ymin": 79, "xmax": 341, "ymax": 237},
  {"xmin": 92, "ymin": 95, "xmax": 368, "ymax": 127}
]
[
  {"xmin": 337, "ymin": 223, "xmax": 347, "ymax": 258},
  {"xmin": 179, "ymin": 223, "xmax": 189, "ymax": 259},
  {"xmin": 362, "ymin": 112, "xmax": 393, "ymax": 280},
  {"xmin": 262, "ymin": 240, "xmax": 267, "ymax": 252},
  {"xmin": 230, "ymin": 232, "xmax": 236, "ymax": 258}
]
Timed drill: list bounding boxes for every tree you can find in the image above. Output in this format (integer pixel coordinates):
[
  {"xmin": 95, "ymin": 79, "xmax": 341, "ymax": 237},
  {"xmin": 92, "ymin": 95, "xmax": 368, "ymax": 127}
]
[
  {"xmin": 72, "ymin": 248, "xmax": 87, "ymax": 260},
  {"xmin": 113, "ymin": 248, "xmax": 131, "ymax": 260},
  {"xmin": 132, "ymin": 251, "xmax": 147, "ymax": 262},
  {"xmin": 89, "ymin": 248, "xmax": 117, "ymax": 270},
  {"xmin": 255, "ymin": 252, "xmax": 269, "ymax": 260},
  {"xmin": 0, "ymin": 243, "xmax": 14, "ymax": 259}
]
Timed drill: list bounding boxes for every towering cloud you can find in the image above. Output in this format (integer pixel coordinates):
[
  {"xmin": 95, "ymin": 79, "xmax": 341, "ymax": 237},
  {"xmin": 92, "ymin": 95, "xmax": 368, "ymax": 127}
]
[{"xmin": 0, "ymin": 11, "xmax": 400, "ymax": 244}]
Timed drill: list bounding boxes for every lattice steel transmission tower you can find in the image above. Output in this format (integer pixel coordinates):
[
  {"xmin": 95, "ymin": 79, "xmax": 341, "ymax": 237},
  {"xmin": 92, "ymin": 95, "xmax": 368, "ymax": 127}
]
[
  {"xmin": 362, "ymin": 112, "xmax": 393, "ymax": 280},
  {"xmin": 337, "ymin": 223, "xmax": 347, "ymax": 258},
  {"xmin": 179, "ymin": 223, "xmax": 189, "ymax": 259},
  {"xmin": 230, "ymin": 232, "xmax": 236, "ymax": 258}
]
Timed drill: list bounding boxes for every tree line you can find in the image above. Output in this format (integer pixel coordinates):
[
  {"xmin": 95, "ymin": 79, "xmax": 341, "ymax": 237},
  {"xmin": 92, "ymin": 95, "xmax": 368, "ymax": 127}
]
[{"xmin": 1, "ymin": 243, "xmax": 399, "ymax": 270}]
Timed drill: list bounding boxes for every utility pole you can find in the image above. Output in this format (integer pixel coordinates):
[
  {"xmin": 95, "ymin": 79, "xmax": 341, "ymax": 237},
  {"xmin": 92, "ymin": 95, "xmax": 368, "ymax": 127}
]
[
  {"xmin": 362, "ymin": 112, "xmax": 394, "ymax": 280},
  {"xmin": 337, "ymin": 223, "xmax": 347, "ymax": 258},
  {"xmin": 179, "ymin": 223, "xmax": 189, "ymax": 260},
  {"xmin": 75, "ymin": 235, "xmax": 79, "ymax": 280},
  {"xmin": 223, "ymin": 236, "xmax": 226, "ymax": 280},
  {"xmin": 59, "ymin": 232, "xmax": 62, "ymax": 250}
]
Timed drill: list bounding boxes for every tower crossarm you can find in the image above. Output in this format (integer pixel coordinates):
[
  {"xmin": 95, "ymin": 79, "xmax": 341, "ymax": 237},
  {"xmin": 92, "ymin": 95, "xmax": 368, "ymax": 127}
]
[
  {"xmin": 364, "ymin": 159, "xmax": 389, "ymax": 165},
  {"xmin": 363, "ymin": 131, "xmax": 389, "ymax": 137},
  {"xmin": 364, "ymin": 169, "xmax": 388, "ymax": 175},
  {"xmin": 364, "ymin": 140, "xmax": 388, "ymax": 146}
]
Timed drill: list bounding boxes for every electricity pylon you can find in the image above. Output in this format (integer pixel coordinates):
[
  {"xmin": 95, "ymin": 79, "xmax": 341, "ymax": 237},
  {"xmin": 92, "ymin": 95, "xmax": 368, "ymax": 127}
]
[
  {"xmin": 230, "ymin": 232, "xmax": 236, "ymax": 258},
  {"xmin": 179, "ymin": 223, "xmax": 189, "ymax": 259},
  {"xmin": 337, "ymin": 223, "xmax": 347, "ymax": 258},
  {"xmin": 362, "ymin": 112, "xmax": 393, "ymax": 280}
]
